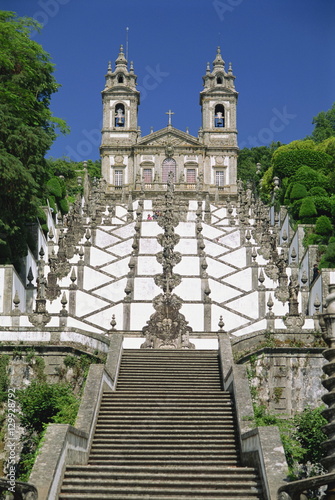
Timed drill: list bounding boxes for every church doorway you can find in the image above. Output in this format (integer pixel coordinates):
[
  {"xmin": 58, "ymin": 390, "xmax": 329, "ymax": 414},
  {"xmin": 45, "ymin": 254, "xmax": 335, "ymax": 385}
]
[{"xmin": 162, "ymin": 158, "xmax": 177, "ymax": 183}]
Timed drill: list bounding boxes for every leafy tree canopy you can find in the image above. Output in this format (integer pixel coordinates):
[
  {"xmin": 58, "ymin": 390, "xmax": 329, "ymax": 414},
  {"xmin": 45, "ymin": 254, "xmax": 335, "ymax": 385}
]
[
  {"xmin": 291, "ymin": 165, "xmax": 329, "ymax": 192},
  {"xmin": 237, "ymin": 143, "xmax": 281, "ymax": 184},
  {"xmin": 310, "ymin": 103, "xmax": 335, "ymax": 143},
  {"xmin": 272, "ymin": 139, "xmax": 316, "ymax": 159},
  {"xmin": 272, "ymin": 149, "xmax": 333, "ymax": 179},
  {"xmin": 0, "ymin": 11, "xmax": 68, "ymax": 265}
]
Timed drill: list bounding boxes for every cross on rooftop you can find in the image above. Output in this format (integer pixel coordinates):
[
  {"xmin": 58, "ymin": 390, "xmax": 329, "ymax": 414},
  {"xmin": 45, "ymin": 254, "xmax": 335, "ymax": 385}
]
[{"xmin": 166, "ymin": 109, "xmax": 174, "ymax": 126}]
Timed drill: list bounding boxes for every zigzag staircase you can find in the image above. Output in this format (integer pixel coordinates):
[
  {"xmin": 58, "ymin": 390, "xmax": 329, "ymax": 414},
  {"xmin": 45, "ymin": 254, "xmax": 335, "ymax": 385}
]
[{"xmin": 59, "ymin": 349, "xmax": 264, "ymax": 499}]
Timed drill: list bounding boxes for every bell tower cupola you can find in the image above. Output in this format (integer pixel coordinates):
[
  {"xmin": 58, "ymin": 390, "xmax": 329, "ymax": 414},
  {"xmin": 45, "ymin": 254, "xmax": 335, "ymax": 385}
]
[
  {"xmin": 199, "ymin": 47, "xmax": 238, "ymax": 195},
  {"xmin": 100, "ymin": 45, "xmax": 140, "ymax": 185},
  {"xmin": 200, "ymin": 47, "xmax": 238, "ymax": 146},
  {"xmin": 101, "ymin": 45, "xmax": 140, "ymax": 144}
]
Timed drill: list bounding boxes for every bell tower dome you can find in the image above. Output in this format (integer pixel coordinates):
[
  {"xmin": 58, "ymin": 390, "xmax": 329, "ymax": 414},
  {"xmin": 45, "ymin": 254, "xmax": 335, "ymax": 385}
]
[
  {"xmin": 100, "ymin": 45, "xmax": 140, "ymax": 184},
  {"xmin": 200, "ymin": 47, "xmax": 238, "ymax": 195}
]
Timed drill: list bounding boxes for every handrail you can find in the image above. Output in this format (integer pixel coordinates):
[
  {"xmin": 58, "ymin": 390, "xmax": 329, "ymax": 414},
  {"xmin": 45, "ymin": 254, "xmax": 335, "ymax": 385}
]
[
  {"xmin": 277, "ymin": 472, "xmax": 335, "ymax": 499},
  {"xmin": 0, "ymin": 478, "xmax": 38, "ymax": 499}
]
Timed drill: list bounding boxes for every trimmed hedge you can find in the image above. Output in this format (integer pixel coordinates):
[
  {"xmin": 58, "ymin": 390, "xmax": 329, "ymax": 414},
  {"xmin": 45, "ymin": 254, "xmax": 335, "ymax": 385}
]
[
  {"xmin": 289, "ymin": 183, "xmax": 308, "ymax": 202},
  {"xmin": 299, "ymin": 198, "xmax": 317, "ymax": 223},
  {"xmin": 272, "ymin": 149, "xmax": 332, "ymax": 178},
  {"xmin": 315, "ymin": 215, "xmax": 333, "ymax": 237}
]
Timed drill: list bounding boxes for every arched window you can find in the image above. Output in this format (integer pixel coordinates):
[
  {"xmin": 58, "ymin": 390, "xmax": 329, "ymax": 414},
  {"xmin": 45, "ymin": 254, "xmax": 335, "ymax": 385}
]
[
  {"xmin": 117, "ymin": 74, "xmax": 124, "ymax": 84},
  {"xmin": 215, "ymin": 170, "xmax": 225, "ymax": 187},
  {"xmin": 162, "ymin": 158, "xmax": 176, "ymax": 183},
  {"xmin": 214, "ymin": 104, "xmax": 225, "ymax": 128},
  {"xmin": 115, "ymin": 103, "xmax": 125, "ymax": 127},
  {"xmin": 217, "ymin": 76, "xmax": 223, "ymax": 84}
]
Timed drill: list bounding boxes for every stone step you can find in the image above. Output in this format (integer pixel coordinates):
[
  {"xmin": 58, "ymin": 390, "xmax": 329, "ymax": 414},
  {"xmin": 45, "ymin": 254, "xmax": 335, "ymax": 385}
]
[
  {"xmin": 91, "ymin": 441, "xmax": 237, "ymax": 450},
  {"xmin": 116, "ymin": 373, "xmax": 221, "ymax": 379},
  {"xmin": 65, "ymin": 464, "xmax": 258, "ymax": 474},
  {"xmin": 60, "ymin": 480, "xmax": 261, "ymax": 493},
  {"xmin": 91, "ymin": 438, "xmax": 237, "ymax": 445},
  {"xmin": 93, "ymin": 430, "xmax": 236, "ymax": 438},
  {"xmin": 64, "ymin": 465, "xmax": 259, "ymax": 479},
  {"xmin": 116, "ymin": 383, "xmax": 223, "ymax": 388},
  {"xmin": 101, "ymin": 392, "xmax": 227, "ymax": 399},
  {"xmin": 97, "ymin": 409, "xmax": 234, "ymax": 417},
  {"xmin": 121, "ymin": 349, "xmax": 218, "ymax": 355},
  {"xmin": 58, "ymin": 348, "xmax": 263, "ymax": 500},
  {"xmin": 102, "ymin": 392, "xmax": 231, "ymax": 398},
  {"xmin": 87, "ymin": 458, "xmax": 241, "ymax": 466},
  {"xmin": 59, "ymin": 490, "xmax": 261, "ymax": 500},
  {"xmin": 99, "ymin": 401, "xmax": 233, "ymax": 408},
  {"xmin": 89, "ymin": 447, "xmax": 238, "ymax": 456},
  {"xmin": 94, "ymin": 424, "xmax": 236, "ymax": 431},
  {"xmin": 98, "ymin": 410, "xmax": 234, "ymax": 423},
  {"xmin": 117, "ymin": 367, "xmax": 221, "ymax": 372}
]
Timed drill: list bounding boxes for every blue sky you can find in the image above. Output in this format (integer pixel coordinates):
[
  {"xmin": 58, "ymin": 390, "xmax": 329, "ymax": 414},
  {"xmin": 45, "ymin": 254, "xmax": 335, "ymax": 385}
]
[{"xmin": 2, "ymin": 0, "xmax": 334, "ymax": 161}]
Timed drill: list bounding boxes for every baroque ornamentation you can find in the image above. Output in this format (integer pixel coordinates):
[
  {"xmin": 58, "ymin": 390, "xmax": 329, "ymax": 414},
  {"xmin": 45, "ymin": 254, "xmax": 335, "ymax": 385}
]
[{"xmin": 141, "ymin": 173, "xmax": 194, "ymax": 350}]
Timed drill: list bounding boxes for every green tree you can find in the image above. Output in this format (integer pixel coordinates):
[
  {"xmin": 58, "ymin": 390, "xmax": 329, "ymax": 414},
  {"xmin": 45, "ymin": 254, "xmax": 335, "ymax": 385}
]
[
  {"xmin": 237, "ymin": 143, "xmax": 281, "ymax": 184},
  {"xmin": 293, "ymin": 407, "xmax": 327, "ymax": 465},
  {"xmin": 272, "ymin": 149, "xmax": 332, "ymax": 179},
  {"xmin": 291, "ymin": 166, "xmax": 329, "ymax": 192},
  {"xmin": 18, "ymin": 381, "xmax": 79, "ymax": 434},
  {"xmin": 0, "ymin": 11, "xmax": 67, "ymax": 266},
  {"xmin": 310, "ymin": 103, "xmax": 335, "ymax": 143}
]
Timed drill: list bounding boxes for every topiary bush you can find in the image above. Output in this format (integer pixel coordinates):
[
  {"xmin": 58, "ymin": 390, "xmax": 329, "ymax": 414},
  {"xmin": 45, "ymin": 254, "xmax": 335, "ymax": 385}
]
[
  {"xmin": 272, "ymin": 149, "xmax": 333, "ymax": 178},
  {"xmin": 46, "ymin": 177, "xmax": 62, "ymax": 199},
  {"xmin": 299, "ymin": 198, "xmax": 317, "ymax": 223},
  {"xmin": 320, "ymin": 242, "xmax": 335, "ymax": 268},
  {"xmin": 289, "ymin": 183, "xmax": 308, "ymax": 202},
  {"xmin": 312, "ymin": 196, "xmax": 332, "ymax": 217},
  {"xmin": 309, "ymin": 186, "xmax": 328, "ymax": 197},
  {"xmin": 292, "ymin": 166, "xmax": 329, "ymax": 192},
  {"xmin": 314, "ymin": 216, "xmax": 333, "ymax": 244},
  {"xmin": 58, "ymin": 198, "xmax": 69, "ymax": 214}
]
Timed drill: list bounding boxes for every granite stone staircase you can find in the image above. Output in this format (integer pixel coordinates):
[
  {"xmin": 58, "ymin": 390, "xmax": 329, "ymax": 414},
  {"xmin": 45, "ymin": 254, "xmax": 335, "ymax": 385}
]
[{"xmin": 59, "ymin": 349, "xmax": 264, "ymax": 499}]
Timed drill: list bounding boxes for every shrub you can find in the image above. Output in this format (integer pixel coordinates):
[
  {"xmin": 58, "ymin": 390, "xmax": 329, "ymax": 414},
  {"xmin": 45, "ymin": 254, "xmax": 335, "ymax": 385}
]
[
  {"xmin": 315, "ymin": 215, "xmax": 333, "ymax": 237},
  {"xmin": 320, "ymin": 242, "xmax": 335, "ymax": 268},
  {"xmin": 309, "ymin": 186, "xmax": 328, "ymax": 197},
  {"xmin": 289, "ymin": 183, "xmax": 308, "ymax": 202},
  {"xmin": 313, "ymin": 196, "xmax": 332, "ymax": 217},
  {"xmin": 46, "ymin": 177, "xmax": 62, "ymax": 199},
  {"xmin": 304, "ymin": 233, "xmax": 321, "ymax": 246},
  {"xmin": 17, "ymin": 381, "xmax": 79, "ymax": 434},
  {"xmin": 290, "ymin": 199, "xmax": 303, "ymax": 220},
  {"xmin": 299, "ymin": 198, "xmax": 317, "ymax": 223},
  {"xmin": 0, "ymin": 355, "xmax": 9, "ymax": 403},
  {"xmin": 292, "ymin": 166, "xmax": 328, "ymax": 192},
  {"xmin": 272, "ymin": 149, "xmax": 333, "ymax": 178},
  {"xmin": 36, "ymin": 206, "xmax": 47, "ymax": 224},
  {"xmin": 47, "ymin": 195, "xmax": 57, "ymax": 213},
  {"xmin": 58, "ymin": 198, "xmax": 69, "ymax": 214},
  {"xmin": 293, "ymin": 407, "xmax": 327, "ymax": 465}
]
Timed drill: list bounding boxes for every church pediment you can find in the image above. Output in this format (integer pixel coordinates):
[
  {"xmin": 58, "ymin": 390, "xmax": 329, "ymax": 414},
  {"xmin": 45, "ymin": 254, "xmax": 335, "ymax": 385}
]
[{"xmin": 137, "ymin": 126, "xmax": 200, "ymax": 148}]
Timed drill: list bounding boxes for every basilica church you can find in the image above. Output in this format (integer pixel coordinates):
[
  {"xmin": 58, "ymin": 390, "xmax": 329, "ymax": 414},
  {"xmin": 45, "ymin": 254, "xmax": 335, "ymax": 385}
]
[{"xmin": 1, "ymin": 47, "xmax": 335, "ymax": 500}]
